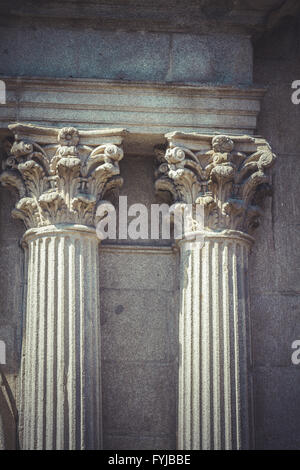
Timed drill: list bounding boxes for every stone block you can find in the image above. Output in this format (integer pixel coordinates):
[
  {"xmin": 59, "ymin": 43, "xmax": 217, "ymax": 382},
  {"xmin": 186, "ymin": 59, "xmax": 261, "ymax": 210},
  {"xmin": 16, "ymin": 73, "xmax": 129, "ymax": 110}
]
[
  {"xmin": 257, "ymin": 83, "xmax": 300, "ymax": 155},
  {"xmin": 273, "ymin": 223, "xmax": 300, "ymax": 294},
  {"xmin": 102, "ymin": 361, "xmax": 177, "ymax": 437},
  {"xmin": 170, "ymin": 34, "xmax": 252, "ymax": 85},
  {"xmin": 100, "ymin": 287, "xmax": 178, "ymax": 362},
  {"xmin": 249, "ymin": 196, "xmax": 276, "ymax": 294},
  {"xmin": 250, "ymin": 155, "xmax": 300, "ymax": 295},
  {"xmin": 253, "ymin": 366, "xmax": 300, "ymax": 449},
  {"xmin": 99, "ymin": 249, "xmax": 177, "ymax": 291},
  {"xmin": 0, "ymin": 26, "xmax": 170, "ymax": 81},
  {"xmin": 251, "ymin": 293, "xmax": 300, "ymax": 367},
  {"xmin": 0, "ymin": 23, "xmax": 253, "ymax": 85}
]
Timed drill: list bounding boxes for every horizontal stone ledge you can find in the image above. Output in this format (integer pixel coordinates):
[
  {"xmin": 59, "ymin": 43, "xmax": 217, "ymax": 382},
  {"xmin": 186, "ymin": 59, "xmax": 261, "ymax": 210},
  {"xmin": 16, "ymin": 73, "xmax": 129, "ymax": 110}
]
[
  {"xmin": 0, "ymin": 77, "xmax": 265, "ymax": 142},
  {"xmin": 8, "ymin": 122, "xmax": 128, "ymax": 145},
  {"xmin": 2, "ymin": 76, "xmax": 265, "ymax": 97},
  {"xmin": 0, "ymin": 122, "xmax": 272, "ymax": 162},
  {"xmin": 100, "ymin": 243, "xmax": 175, "ymax": 255}
]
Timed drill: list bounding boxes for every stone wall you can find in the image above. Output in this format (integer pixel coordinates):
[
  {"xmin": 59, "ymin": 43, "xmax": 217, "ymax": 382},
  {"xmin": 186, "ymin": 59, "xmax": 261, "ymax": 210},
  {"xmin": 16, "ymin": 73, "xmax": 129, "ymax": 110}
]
[
  {"xmin": 0, "ymin": 1, "xmax": 299, "ymax": 450},
  {"xmin": 251, "ymin": 15, "xmax": 300, "ymax": 450},
  {"xmin": 98, "ymin": 152, "xmax": 178, "ymax": 449},
  {"xmin": 0, "ymin": 24, "xmax": 252, "ymax": 85},
  {"xmin": 0, "ymin": 187, "xmax": 23, "ymax": 449}
]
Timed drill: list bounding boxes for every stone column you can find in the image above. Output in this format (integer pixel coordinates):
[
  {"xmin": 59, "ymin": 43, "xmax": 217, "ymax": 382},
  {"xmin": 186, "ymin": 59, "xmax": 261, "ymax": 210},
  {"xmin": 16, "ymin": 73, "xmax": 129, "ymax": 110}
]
[
  {"xmin": 155, "ymin": 132, "xmax": 277, "ymax": 450},
  {"xmin": 0, "ymin": 123, "xmax": 127, "ymax": 449}
]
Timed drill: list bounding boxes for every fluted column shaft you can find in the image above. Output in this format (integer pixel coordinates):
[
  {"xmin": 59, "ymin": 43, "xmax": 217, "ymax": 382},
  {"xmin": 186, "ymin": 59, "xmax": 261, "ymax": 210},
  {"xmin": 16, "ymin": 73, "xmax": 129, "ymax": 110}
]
[
  {"xmin": 19, "ymin": 225, "xmax": 102, "ymax": 450},
  {"xmin": 0, "ymin": 123, "xmax": 126, "ymax": 449},
  {"xmin": 154, "ymin": 131, "xmax": 276, "ymax": 450},
  {"xmin": 178, "ymin": 231, "xmax": 253, "ymax": 450}
]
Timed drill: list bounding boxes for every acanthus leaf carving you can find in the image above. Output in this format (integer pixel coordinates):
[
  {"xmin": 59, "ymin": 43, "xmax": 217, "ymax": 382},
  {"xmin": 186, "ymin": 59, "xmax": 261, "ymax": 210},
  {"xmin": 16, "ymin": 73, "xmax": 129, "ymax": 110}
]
[
  {"xmin": 155, "ymin": 132, "xmax": 277, "ymax": 235},
  {"xmin": 0, "ymin": 124, "xmax": 127, "ymax": 229}
]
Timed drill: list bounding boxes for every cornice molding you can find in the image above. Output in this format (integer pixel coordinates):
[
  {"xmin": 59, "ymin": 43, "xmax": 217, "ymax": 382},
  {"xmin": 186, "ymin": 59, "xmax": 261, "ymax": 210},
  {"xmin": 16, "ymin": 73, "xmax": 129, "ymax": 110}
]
[
  {"xmin": 0, "ymin": 77, "xmax": 265, "ymax": 141},
  {"xmin": 3, "ymin": 76, "xmax": 266, "ymax": 97}
]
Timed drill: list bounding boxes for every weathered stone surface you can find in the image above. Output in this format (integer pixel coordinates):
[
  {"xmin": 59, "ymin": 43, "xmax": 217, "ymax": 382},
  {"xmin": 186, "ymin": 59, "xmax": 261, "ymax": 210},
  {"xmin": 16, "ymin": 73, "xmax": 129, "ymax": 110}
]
[
  {"xmin": 155, "ymin": 132, "xmax": 276, "ymax": 234},
  {"xmin": 176, "ymin": 235, "xmax": 253, "ymax": 449},
  {"xmin": 0, "ymin": 25, "xmax": 254, "ymax": 85},
  {"xmin": 0, "ymin": 245, "xmax": 23, "ymax": 325},
  {"xmin": 255, "ymin": 15, "xmax": 300, "ymax": 81},
  {"xmin": 0, "ymin": 324, "xmax": 18, "ymax": 372},
  {"xmin": 102, "ymin": 361, "xmax": 177, "ymax": 437},
  {"xmin": 0, "ymin": 123, "xmax": 127, "ymax": 228},
  {"xmin": 273, "ymin": 223, "xmax": 300, "ymax": 293},
  {"xmin": 0, "ymin": 0, "xmax": 299, "ymax": 451},
  {"xmin": 250, "ymin": 14, "xmax": 300, "ymax": 451},
  {"xmin": 19, "ymin": 226, "xmax": 102, "ymax": 450},
  {"xmin": 0, "ymin": 77, "xmax": 264, "ymax": 137},
  {"xmin": 251, "ymin": 293, "xmax": 300, "ymax": 367},
  {"xmin": 254, "ymin": 16, "xmax": 300, "ymax": 155},
  {"xmin": 253, "ymin": 366, "xmax": 300, "ymax": 450},
  {"xmin": 255, "ymin": 83, "xmax": 300, "ymax": 155},
  {"xmin": 154, "ymin": 130, "xmax": 276, "ymax": 449},
  {"xmin": 103, "ymin": 434, "xmax": 175, "ymax": 451},
  {"xmin": 171, "ymin": 34, "xmax": 252, "ymax": 85},
  {"xmin": 111, "ymin": 154, "xmax": 171, "ymax": 246},
  {"xmin": 0, "ymin": 383, "xmax": 16, "ymax": 450},
  {"xmin": 248, "ymin": 197, "xmax": 276, "ymax": 294},
  {"xmin": 0, "ymin": 188, "xmax": 24, "ymax": 243},
  {"xmin": 100, "ymin": 287, "xmax": 177, "ymax": 362},
  {"xmin": 248, "ymin": 154, "xmax": 300, "ymax": 295},
  {"xmin": 0, "ymin": 1, "xmax": 292, "ymax": 36},
  {"xmin": 99, "ymin": 247, "xmax": 177, "ymax": 292},
  {"xmin": 0, "ymin": 124, "xmax": 128, "ymax": 450}
]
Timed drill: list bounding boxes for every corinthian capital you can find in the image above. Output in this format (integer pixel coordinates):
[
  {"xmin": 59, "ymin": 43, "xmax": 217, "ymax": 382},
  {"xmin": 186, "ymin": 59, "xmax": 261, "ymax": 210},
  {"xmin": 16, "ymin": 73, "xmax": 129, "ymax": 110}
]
[
  {"xmin": 0, "ymin": 123, "xmax": 127, "ymax": 228},
  {"xmin": 155, "ymin": 131, "xmax": 277, "ymax": 234}
]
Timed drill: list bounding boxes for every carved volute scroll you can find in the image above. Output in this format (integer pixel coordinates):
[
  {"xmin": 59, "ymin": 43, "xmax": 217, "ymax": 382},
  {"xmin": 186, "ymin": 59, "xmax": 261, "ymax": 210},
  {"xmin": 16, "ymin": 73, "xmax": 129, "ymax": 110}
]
[
  {"xmin": 0, "ymin": 123, "xmax": 128, "ymax": 228},
  {"xmin": 155, "ymin": 132, "xmax": 276, "ymax": 235}
]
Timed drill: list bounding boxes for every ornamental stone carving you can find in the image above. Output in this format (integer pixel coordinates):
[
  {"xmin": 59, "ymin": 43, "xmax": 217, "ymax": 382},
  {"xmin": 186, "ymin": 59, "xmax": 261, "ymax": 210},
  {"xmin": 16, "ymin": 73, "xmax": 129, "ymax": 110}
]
[
  {"xmin": 1, "ymin": 124, "xmax": 127, "ymax": 228},
  {"xmin": 0, "ymin": 123, "xmax": 128, "ymax": 450},
  {"xmin": 154, "ymin": 131, "xmax": 277, "ymax": 450},
  {"xmin": 155, "ymin": 132, "xmax": 276, "ymax": 235}
]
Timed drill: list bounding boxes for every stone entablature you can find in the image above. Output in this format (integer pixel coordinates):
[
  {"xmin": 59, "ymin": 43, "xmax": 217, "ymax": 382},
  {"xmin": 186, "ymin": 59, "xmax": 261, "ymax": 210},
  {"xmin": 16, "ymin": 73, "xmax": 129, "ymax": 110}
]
[{"xmin": 0, "ymin": 78, "xmax": 265, "ymax": 144}]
